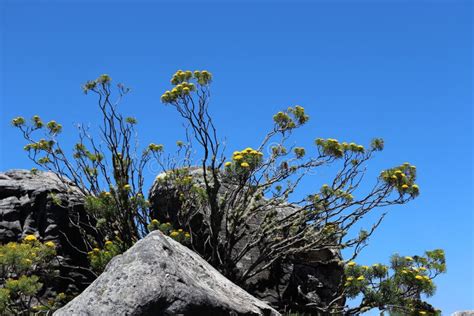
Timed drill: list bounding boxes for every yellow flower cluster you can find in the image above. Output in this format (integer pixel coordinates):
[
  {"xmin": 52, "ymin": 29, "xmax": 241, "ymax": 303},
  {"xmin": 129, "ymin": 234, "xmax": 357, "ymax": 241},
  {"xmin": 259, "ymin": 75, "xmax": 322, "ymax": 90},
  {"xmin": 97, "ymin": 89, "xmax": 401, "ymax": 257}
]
[
  {"xmin": 226, "ymin": 147, "xmax": 263, "ymax": 170},
  {"xmin": 161, "ymin": 70, "xmax": 212, "ymax": 103},
  {"xmin": 380, "ymin": 163, "xmax": 419, "ymax": 196},
  {"xmin": 24, "ymin": 235, "xmax": 37, "ymax": 242},
  {"xmin": 315, "ymin": 138, "xmax": 365, "ymax": 158},
  {"xmin": 161, "ymin": 81, "xmax": 196, "ymax": 102}
]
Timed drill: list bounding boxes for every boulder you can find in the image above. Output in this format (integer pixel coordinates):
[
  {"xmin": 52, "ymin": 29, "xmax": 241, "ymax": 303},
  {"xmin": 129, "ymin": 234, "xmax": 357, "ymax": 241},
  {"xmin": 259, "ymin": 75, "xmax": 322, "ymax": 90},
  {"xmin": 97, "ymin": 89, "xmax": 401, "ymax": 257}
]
[
  {"xmin": 149, "ymin": 167, "xmax": 344, "ymax": 309},
  {"xmin": 54, "ymin": 230, "xmax": 280, "ymax": 316},
  {"xmin": 0, "ymin": 169, "xmax": 96, "ymax": 292}
]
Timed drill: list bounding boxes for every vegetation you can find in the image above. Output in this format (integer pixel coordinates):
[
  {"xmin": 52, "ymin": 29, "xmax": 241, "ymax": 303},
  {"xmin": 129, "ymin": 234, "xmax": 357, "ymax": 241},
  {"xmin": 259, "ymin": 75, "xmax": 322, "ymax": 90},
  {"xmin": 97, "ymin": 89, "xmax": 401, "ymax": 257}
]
[
  {"xmin": 10, "ymin": 71, "xmax": 446, "ymax": 314},
  {"xmin": 0, "ymin": 236, "xmax": 67, "ymax": 314}
]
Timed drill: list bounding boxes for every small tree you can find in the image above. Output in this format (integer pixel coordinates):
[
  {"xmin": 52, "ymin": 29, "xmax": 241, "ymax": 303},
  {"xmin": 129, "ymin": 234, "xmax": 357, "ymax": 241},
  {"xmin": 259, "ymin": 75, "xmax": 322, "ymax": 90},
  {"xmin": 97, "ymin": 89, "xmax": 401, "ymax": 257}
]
[
  {"xmin": 342, "ymin": 249, "xmax": 446, "ymax": 315},
  {"xmin": 12, "ymin": 75, "xmax": 155, "ymax": 250},
  {"xmin": 157, "ymin": 71, "xmax": 420, "ymax": 286}
]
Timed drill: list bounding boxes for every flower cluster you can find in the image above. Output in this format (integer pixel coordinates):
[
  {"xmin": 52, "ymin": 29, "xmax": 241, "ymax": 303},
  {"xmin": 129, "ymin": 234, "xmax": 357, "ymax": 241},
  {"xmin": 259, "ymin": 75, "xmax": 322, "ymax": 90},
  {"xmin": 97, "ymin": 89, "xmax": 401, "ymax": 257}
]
[
  {"xmin": 148, "ymin": 143, "xmax": 164, "ymax": 152},
  {"xmin": 225, "ymin": 147, "xmax": 264, "ymax": 172},
  {"xmin": 293, "ymin": 147, "xmax": 306, "ymax": 158},
  {"xmin": 161, "ymin": 70, "xmax": 212, "ymax": 103},
  {"xmin": 46, "ymin": 120, "xmax": 63, "ymax": 135},
  {"xmin": 273, "ymin": 106, "xmax": 309, "ymax": 131},
  {"xmin": 315, "ymin": 138, "xmax": 365, "ymax": 158},
  {"xmin": 147, "ymin": 219, "xmax": 191, "ymax": 243},
  {"xmin": 87, "ymin": 239, "xmax": 122, "ymax": 273},
  {"xmin": 380, "ymin": 162, "xmax": 419, "ymax": 196},
  {"xmin": 82, "ymin": 74, "xmax": 112, "ymax": 94}
]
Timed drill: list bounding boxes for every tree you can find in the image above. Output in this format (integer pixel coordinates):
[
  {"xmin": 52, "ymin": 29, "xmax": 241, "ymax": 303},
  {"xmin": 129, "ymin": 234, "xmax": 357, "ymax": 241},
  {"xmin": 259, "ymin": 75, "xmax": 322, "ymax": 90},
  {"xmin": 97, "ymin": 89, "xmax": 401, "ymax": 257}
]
[
  {"xmin": 156, "ymin": 71, "xmax": 419, "ymax": 285},
  {"xmin": 12, "ymin": 71, "xmax": 445, "ymax": 314}
]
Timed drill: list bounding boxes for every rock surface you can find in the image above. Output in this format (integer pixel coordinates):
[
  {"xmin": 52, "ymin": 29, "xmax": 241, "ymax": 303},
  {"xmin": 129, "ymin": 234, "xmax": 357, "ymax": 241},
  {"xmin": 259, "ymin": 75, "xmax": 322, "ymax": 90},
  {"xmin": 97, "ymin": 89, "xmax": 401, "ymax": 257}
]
[
  {"xmin": 452, "ymin": 312, "xmax": 474, "ymax": 316},
  {"xmin": 55, "ymin": 230, "xmax": 280, "ymax": 316},
  {"xmin": 0, "ymin": 169, "xmax": 95, "ymax": 292},
  {"xmin": 149, "ymin": 167, "xmax": 344, "ymax": 309}
]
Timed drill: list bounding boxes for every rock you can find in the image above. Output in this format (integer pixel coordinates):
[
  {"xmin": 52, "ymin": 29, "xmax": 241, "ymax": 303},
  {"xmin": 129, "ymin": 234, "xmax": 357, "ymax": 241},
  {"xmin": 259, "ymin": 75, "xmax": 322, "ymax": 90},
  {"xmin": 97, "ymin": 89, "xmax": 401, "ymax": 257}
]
[
  {"xmin": 452, "ymin": 312, "xmax": 474, "ymax": 316},
  {"xmin": 0, "ymin": 169, "xmax": 96, "ymax": 293},
  {"xmin": 149, "ymin": 167, "xmax": 344, "ymax": 309},
  {"xmin": 54, "ymin": 231, "xmax": 280, "ymax": 316}
]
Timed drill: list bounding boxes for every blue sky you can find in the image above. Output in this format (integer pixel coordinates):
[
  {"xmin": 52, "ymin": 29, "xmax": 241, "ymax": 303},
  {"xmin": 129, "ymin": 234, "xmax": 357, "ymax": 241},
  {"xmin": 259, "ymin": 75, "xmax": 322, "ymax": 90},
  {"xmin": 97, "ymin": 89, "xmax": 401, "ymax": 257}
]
[{"xmin": 1, "ymin": 0, "xmax": 472, "ymax": 313}]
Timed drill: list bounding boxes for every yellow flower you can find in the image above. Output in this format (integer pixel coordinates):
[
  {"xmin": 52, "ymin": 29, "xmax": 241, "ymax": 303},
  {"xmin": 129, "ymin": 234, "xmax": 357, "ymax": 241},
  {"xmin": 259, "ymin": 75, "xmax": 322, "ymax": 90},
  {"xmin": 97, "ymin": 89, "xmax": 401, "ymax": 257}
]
[
  {"xmin": 347, "ymin": 261, "xmax": 356, "ymax": 266},
  {"xmin": 123, "ymin": 184, "xmax": 131, "ymax": 191},
  {"xmin": 105, "ymin": 241, "xmax": 113, "ymax": 246},
  {"xmin": 151, "ymin": 219, "xmax": 159, "ymax": 225},
  {"xmin": 356, "ymin": 275, "xmax": 365, "ymax": 281},
  {"xmin": 233, "ymin": 155, "xmax": 243, "ymax": 161},
  {"xmin": 419, "ymin": 267, "xmax": 427, "ymax": 271},
  {"xmin": 401, "ymin": 269, "xmax": 409, "ymax": 274},
  {"xmin": 405, "ymin": 256, "xmax": 413, "ymax": 261},
  {"xmin": 419, "ymin": 312, "xmax": 427, "ymax": 315},
  {"xmin": 415, "ymin": 275, "xmax": 423, "ymax": 280},
  {"xmin": 401, "ymin": 184, "xmax": 409, "ymax": 189},
  {"xmin": 225, "ymin": 162, "xmax": 232, "ymax": 167},
  {"xmin": 170, "ymin": 231, "xmax": 179, "ymax": 237},
  {"xmin": 241, "ymin": 162, "xmax": 250, "ymax": 168},
  {"xmin": 24, "ymin": 259, "xmax": 32, "ymax": 264},
  {"xmin": 244, "ymin": 147, "xmax": 253, "ymax": 152},
  {"xmin": 250, "ymin": 150, "xmax": 259, "ymax": 155},
  {"xmin": 346, "ymin": 276, "xmax": 354, "ymax": 281},
  {"xmin": 233, "ymin": 151, "xmax": 240, "ymax": 156},
  {"xmin": 184, "ymin": 233, "xmax": 191, "ymax": 238},
  {"xmin": 24, "ymin": 235, "xmax": 37, "ymax": 242},
  {"xmin": 178, "ymin": 229, "xmax": 183, "ymax": 232},
  {"xmin": 93, "ymin": 248, "xmax": 100, "ymax": 253},
  {"xmin": 45, "ymin": 241, "xmax": 56, "ymax": 248},
  {"xmin": 362, "ymin": 265, "xmax": 369, "ymax": 270},
  {"xmin": 423, "ymin": 275, "xmax": 430, "ymax": 281}
]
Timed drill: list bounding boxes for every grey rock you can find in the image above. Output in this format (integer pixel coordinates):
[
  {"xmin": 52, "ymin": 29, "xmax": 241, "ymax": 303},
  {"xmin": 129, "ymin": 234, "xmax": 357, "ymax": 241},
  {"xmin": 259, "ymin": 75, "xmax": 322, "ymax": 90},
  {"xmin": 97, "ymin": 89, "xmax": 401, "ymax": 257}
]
[
  {"xmin": 0, "ymin": 169, "xmax": 96, "ymax": 292},
  {"xmin": 452, "ymin": 312, "xmax": 474, "ymax": 316},
  {"xmin": 55, "ymin": 231, "xmax": 280, "ymax": 316}
]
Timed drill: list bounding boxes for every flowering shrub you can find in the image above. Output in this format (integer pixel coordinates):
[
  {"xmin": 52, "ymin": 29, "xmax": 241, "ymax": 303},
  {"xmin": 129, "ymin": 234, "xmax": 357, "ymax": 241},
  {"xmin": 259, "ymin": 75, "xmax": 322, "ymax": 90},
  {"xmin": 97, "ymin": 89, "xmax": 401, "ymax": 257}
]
[
  {"xmin": 0, "ymin": 235, "xmax": 67, "ymax": 314},
  {"xmin": 344, "ymin": 249, "xmax": 446, "ymax": 314}
]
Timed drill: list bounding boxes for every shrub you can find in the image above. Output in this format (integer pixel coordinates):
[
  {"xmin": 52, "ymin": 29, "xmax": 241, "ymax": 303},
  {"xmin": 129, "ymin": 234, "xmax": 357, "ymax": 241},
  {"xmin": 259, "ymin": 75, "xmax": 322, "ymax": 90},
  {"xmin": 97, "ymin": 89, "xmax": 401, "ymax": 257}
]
[{"xmin": 0, "ymin": 236, "xmax": 67, "ymax": 314}]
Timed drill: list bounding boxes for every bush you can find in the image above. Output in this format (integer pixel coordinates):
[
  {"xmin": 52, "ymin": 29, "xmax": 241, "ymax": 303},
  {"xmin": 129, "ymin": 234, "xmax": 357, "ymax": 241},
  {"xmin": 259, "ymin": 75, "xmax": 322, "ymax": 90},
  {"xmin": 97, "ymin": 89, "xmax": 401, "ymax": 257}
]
[{"xmin": 0, "ymin": 236, "xmax": 67, "ymax": 314}]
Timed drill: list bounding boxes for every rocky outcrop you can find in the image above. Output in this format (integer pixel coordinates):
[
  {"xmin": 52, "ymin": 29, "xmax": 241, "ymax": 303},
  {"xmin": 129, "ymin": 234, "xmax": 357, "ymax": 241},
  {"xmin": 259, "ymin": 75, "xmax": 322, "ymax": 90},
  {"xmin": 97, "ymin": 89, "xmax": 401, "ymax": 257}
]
[
  {"xmin": 149, "ymin": 167, "xmax": 344, "ymax": 309},
  {"xmin": 55, "ymin": 231, "xmax": 280, "ymax": 316},
  {"xmin": 0, "ymin": 169, "xmax": 95, "ymax": 292}
]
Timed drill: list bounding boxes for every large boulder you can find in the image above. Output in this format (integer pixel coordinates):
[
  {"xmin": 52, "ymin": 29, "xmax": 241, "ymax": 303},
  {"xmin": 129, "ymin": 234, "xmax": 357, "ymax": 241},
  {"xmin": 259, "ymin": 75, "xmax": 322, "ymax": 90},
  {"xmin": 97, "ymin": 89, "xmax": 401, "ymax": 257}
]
[
  {"xmin": 149, "ymin": 167, "xmax": 344, "ymax": 310},
  {"xmin": 0, "ymin": 169, "xmax": 95, "ymax": 292},
  {"xmin": 54, "ymin": 230, "xmax": 280, "ymax": 316}
]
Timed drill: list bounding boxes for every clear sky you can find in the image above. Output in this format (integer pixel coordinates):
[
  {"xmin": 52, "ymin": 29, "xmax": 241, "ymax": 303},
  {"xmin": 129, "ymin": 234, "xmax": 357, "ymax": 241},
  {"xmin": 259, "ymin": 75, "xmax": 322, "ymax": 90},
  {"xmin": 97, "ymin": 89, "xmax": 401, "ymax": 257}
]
[{"xmin": 1, "ymin": 0, "xmax": 472, "ymax": 313}]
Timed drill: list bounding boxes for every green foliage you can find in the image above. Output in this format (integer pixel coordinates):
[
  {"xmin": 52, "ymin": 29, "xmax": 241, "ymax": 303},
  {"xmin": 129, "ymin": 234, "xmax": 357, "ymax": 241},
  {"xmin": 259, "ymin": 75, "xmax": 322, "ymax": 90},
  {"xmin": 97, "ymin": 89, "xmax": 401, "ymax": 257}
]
[
  {"xmin": 147, "ymin": 219, "xmax": 191, "ymax": 244},
  {"xmin": 380, "ymin": 162, "xmax": 419, "ymax": 197},
  {"xmin": 0, "ymin": 236, "xmax": 66, "ymax": 314},
  {"xmin": 87, "ymin": 240, "xmax": 123, "ymax": 273},
  {"xmin": 344, "ymin": 249, "xmax": 446, "ymax": 314}
]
